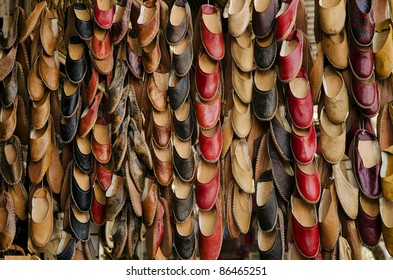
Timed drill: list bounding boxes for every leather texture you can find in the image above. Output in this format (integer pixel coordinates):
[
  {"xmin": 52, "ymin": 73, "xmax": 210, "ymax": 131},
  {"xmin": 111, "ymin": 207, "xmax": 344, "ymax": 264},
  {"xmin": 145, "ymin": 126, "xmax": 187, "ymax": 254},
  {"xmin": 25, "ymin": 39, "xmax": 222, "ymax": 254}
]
[
  {"xmin": 291, "ymin": 124, "xmax": 317, "ymax": 165},
  {"xmin": 352, "ymin": 129, "xmax": 382, "ymax": 199},
  {"xmin": 252, "ymin": 0, "xmax": 277, "ymax": 38},
  {"xmin": 348, "ymin": 0, "xmax": 375, "ymax": 46},
  {"xmin": 286, "ymin": 69, "xmax": 313, "ymax": 129},
  {"xmin": 93, "ymin": 0, "xmax": 114, "ymax": 29},
  {"xmin": 200, "ymin": 4, "xmax": 225, "ymax": 60}
]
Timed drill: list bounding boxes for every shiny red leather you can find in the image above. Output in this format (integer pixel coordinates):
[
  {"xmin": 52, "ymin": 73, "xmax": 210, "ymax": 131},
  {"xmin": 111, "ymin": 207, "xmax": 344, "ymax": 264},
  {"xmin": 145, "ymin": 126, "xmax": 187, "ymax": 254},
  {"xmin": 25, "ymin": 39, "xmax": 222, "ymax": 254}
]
[
  {"xmin": 79, "ymin": 91, "xmax": 103, "ymax": 138},
  {"xmin": 357, "ymin": 200, "xmax": 382, "ymax": 247},
  {"xmin": 295, "ymin": 163, "xmax": 321, "ymax": 204},
  {"xmin": 277, "ymin": 29, "xmax": 303, "ymax": 82},
  {"xmin": 349, "ymin": 38, "xmax": 374, "ymax": 80},
  {"xmin": 276, "ymin": 0, "xmax": 299, "ymax": 41},
  {"xmin": 196, "ymin": 164, "xmax": 220, "ymax": 211},
  {"xmin": 199, "ymin": 123, "xmax": 222, "ymax": 163},
  {"xmin": 198, "ymin": 197, "xmax": 223, "ymax": 260},
  {"xmin": 93, "ymin": 0, "xmax": 114, "ymax": 29},
  {"xmin": 291, "ymin": 123, "xmax": 316, "ymax": 165},
  {"xmin": 91, "ymin": 190, "xmax": 106, "ymax": 226},
  {"xmin": 195, "ymin": 94, "xmax": 221, "ymax": 129},
  {"xmin": 292, "ymin": 203, "xmax": 320, "ymax": 258},
  {"xmin": 196, "ymin": 51, "xmax": 219, "ymax": 101},
  {"xmin": 96, "ymin": 162, "xmax": 113, "ymax": 191},
  {"xmin": 200, "ymin": 5, "xmax": 225, "ymax": 61},
  {"xmin": 353, "ymin": 130, "xmax": 382, "ymax": 199},
  {"xmin": 92, "ymin": 29, "xmax": 111, "ymax": 60},
  {"xmin": 287, "ymin": 68, "xmax": 313, "ymax": 129},
  {"xmin": 351, "ymin": 74, "xmax": 377, "ymax": 109}
]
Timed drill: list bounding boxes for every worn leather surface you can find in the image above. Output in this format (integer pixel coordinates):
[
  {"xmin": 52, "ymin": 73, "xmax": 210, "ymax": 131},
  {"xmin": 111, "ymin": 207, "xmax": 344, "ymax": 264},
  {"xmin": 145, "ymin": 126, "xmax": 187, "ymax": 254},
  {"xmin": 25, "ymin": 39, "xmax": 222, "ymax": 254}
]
[
  {"xmin": 91, "ymin": 116, "xmax": 111, "ymax": 164},
  {"xmin": 28, "ymin": 143, "xmax": 52, "ymax": 185},
  {"xmin": 254, "ymin": 33, "xmax": 277, "ymax": 71},
  {"xmin": 93, "ymin": 0, "xmax": 114, "ymax": 29},
  {"xmin": 319, "ymin": 0, "xmax": 345, "ymax": 35},
  {"xmin": 166, "ymin": 0, "xmax": 189, "ymax": 45},
  {"xmin": 174, "ymin": 218, "xmax": 196, "ymax": 260},
  {"xmin": 348, "ymin": 0, "xmax": 375, "ymax": 46},
  {"xmin": 40, "ymin": 7, "xmax": 58, "ymax": 56},
  {"xmin": 374, "ymin": 20, "xmax": 393, "ymax": 79},
  {"xmin": 126, "ymin": 30, "xmax": 143, "ymax": 79},
  {"xmin": 173, "ymin": 40, "xmax": 193, "ymax": 77},
  {"xmin": 173, "ymin": 187, "xmax": 194, "ymax": 223},
  {"xmin": 129, "ymin": 118, "xmax": 153, "ymax": 169},
  {"xmin": 1, "ymin": 63, "xmax": 18, "ymax": 107},
  {"xmin": 142, "ymin": 182, "xmax": 158, "ymax": 227},
  {"xmin": 107, "ymin": 59, "xmax": 127, "ymax": 114},
  {"xmin": 148, "ymin": 72, "xmax": 168, "ymax": 112},
  {"xmin": 152, "ymin": 144, "xmax": 174, "ymax": 186},
  {"xmin": 136, "ymin": 0, "xmax": 159, "ymax": 47},
  {"xmin": 106, "ymin": 175, "xmax": 126, "ymax": 221},
  {"xmin": 0, "ymin": 135, "xmax": 23, "ymax": 186},
  {"xmin": 332, "ymin": 156, "xmax": 359, "ymax": 219},
  {"xmin": 319, "ymin": 182, "xmax": 341, "ymax": 251},
  {"xmin": 252, "ymin": 70, "xmax": 278, "ymax": 121},
  {"xmin": 258, "ymin": 209, "xmax": 284, "ymax": 260},
  {"xmin": 0, "ymin": 97, "xmax": 18, "ymax": 142},
  {"xmin": 231, "ymin": 29, "xmax": 254, "ymax": 72},
  {"xmin": 269, "ymin": 113, "xmax": 293, "ymax": 162},
  {"xmin": 92, "ymin": 26, "xmax": 113, "ymax": 60},
  {"xmin": 28, "ymin": 56, "xmax": 45, "ymax": 101},
  {"xmin": 319, "ymin": 108, "xmax": 346, "ymax": 164},
  {"xmin": 96, "ymin": 161, "xmax": 114, "ymax": 192},
  {"xmin": 0, "ymin": 192, "xmax": 16, "ymax": 251},
  {"xmin": 29, "ymin": 184, "xmax": 54, "ymax": 247},
  {"xmin": 323, "ymin": 30, "xmax": 348, "ymax": 70},
  {"xmin": 79, "ymin": 91, "xmax": 103, "ymax": 138},
  {"xmin": 111, "ymin": 0, "xmax": 132, "ymax": 45},
  {"xmin": 252, "ymin": 0, "xmax": 276, "ymax": 38},
  {"xmin": 30, "ymin": 117, "xmax": 51, "ymax": 162},
  {"xmin": 39, "ymin": 52, "xmax": 59, "ymax": 91},
  {"xmin": 256, "ymin": 172, "xmax": 278, "ymax": 232},
  {"xmin": 173, "ymin": 143, "xmax": 195, "ymax": 182},
  {"xmin": 228, "ymin": 0, "xmax": 250, "ymax": 38},
  {"xmin": 322, "ymin": 66, "xmax": 349, "ymax": 124},
  {"xmin": 168, "ymin": 72, "xmax": 190, "ymax": 111}
]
